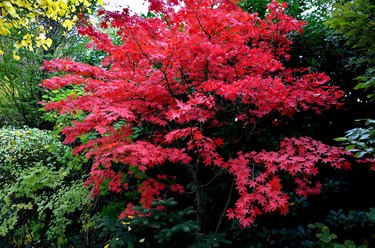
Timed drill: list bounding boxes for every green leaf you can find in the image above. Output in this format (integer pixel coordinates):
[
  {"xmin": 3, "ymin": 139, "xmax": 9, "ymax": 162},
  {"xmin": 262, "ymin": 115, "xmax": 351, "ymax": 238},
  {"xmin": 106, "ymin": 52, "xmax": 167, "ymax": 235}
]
[
  {"xmin": 366, "ymin": 208, "xmax": 375, "ymax": 223},
  {"xmin": 333, "ymin": 245, "xmax": 347, "ymax": 248},
  {"xmin": 321, "ymin": 235, "xmax": 331, "ymax": 243},
  {"xmin": 322, "ymin": 226, "xmax": 330, "ymax": 234},
  {"xmin": 329, "ymin": 233, "xmax": 337, "ymax": 239}
]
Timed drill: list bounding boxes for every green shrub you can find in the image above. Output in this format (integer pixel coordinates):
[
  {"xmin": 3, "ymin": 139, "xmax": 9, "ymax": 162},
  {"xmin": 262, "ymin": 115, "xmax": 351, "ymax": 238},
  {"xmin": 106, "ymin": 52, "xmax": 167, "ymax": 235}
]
[
  {"xmin": 0, "ymin": 127, "xmax": 67, "ymax": 184},
  {"xmin": 0, "ymin": 127, "xmax": 92, "ymax": 247}
]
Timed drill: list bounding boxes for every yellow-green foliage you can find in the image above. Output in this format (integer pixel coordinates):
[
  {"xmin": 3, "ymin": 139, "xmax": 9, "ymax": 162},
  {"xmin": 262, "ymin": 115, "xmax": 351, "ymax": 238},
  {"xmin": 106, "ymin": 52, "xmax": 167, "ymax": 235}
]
[{"xmin": 0, "ymin": 0, "xmax": 101, "ymax": 58}]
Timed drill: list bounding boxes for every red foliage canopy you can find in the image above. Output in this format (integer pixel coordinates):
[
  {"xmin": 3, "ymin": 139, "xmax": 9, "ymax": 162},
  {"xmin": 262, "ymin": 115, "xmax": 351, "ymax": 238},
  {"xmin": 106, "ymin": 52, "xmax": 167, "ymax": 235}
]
[{"xmin": 42, "ymin": 0, "xmax": 351, "ymax": 227}]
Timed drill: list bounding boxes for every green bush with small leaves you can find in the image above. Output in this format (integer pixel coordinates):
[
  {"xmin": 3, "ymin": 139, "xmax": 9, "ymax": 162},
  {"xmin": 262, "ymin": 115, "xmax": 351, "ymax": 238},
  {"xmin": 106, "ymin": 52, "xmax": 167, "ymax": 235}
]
[
  {"xmin": 0, "ymin": 127, "xmax": 92, "ymax": 247},
  {"xmin": 0, "ymin": 127, "xmax": 67, "ymax": 184}
]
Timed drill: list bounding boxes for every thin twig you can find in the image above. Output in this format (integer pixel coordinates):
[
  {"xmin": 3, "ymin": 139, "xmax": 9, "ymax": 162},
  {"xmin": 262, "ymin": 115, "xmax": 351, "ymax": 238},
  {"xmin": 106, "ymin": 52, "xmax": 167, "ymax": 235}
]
[{"xmin": 215, "ymin": 179, "xmax": 235, "ymax": 234}]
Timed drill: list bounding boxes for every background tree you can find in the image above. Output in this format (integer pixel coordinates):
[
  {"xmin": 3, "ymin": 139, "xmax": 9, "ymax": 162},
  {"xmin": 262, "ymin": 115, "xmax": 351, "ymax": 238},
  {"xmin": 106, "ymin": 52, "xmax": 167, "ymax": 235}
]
[
  {"xmin": 327, "ymin": 0, "xmax": 375, "ymax": 161},
  {"xmin": 0, "ymin": 0, "xmax": 101, "ymax": 56},
  {"xmin": 0, "ymin": 0, "xmax": 102, "ymax": 128}
]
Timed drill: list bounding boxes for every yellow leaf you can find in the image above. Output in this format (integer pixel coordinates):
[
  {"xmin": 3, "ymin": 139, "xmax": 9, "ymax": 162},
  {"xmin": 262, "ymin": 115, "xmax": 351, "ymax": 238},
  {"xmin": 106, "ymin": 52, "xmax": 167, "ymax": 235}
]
[
  {"xmin": 0, "ymin": 28, "xmax": 10, "ymax": 36},
  {"xmin": 104, "ymin": 244, "xmax": 110, "ymax": 248},
  {"xmin": 14, "ymin": 0, "xmax": 30, "ymax": 8},
  {"xmin": 1, "ymin": 8, "xmax": 7, "ymax": 17},
  {"xmin": 23, "ymin": 33, "xmax": 32, "ymax": 39},
  {"xmin": 98, "ymin": 0, "xmax": 102, "ymax": 5},
  {"xmin": 0, "ymin": 50, "xmax": 3, "ymax": 55},
  {"xmin": 44, "ymin": 38, "xmax": 52, "ymax": 48},
  {"xmin": 4, "ymin": 2, "xmax": 18, "ymax": 18},
  {"xmin": 39, "ymin": 25, "xmax": 44, "ymax": 32},
  {"xmin": 18, "ymin": 19, "xmax": 26, "ymax": 26},
  {"xmin": 63, "ymin": 19, "xmax": 74, "ymax": 30},
  {"xmin": 12, "ymin": 51, "xmax": 20, "ymax": 60},
  {"xmin": 83, "ymin": 0, "xmax": 91, "ymax": 6},
  {"xmin": 27, "ymin": 12, "xmax": 35, "ymax": 18}
]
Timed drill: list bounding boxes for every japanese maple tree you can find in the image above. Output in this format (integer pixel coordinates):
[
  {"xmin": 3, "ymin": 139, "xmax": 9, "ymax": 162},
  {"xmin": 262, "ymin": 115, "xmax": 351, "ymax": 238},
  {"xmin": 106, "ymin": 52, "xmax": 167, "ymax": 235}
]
[{"xmin": 42, "ymin": 0, "xmax": 353, "ymax": 232}]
